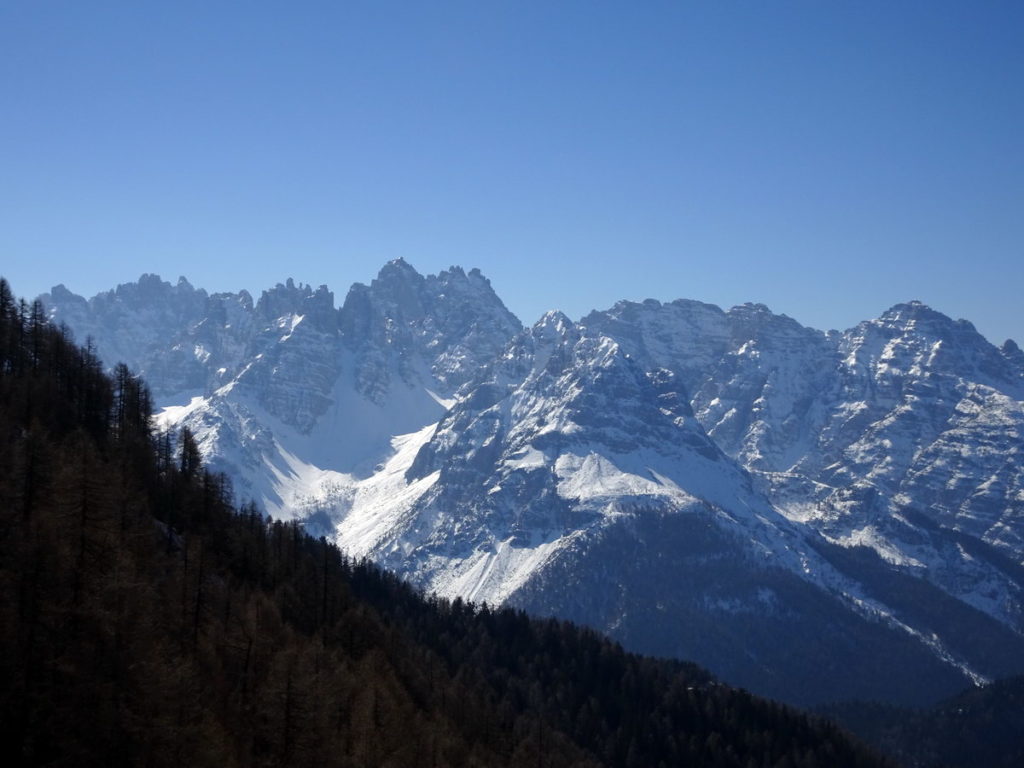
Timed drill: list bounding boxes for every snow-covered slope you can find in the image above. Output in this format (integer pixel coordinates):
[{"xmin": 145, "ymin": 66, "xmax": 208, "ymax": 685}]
[
  {"xmin": 583, "ymin": 299, "xmax": 1024, "ymax": 634},
  {"xmin": 343, "ymin": 309, "xmax": 800, "ymax": 596},
  {"xmin": 93, "ymin": 264, "xmax": 528, "ymax": 524},
  {"xmin": 41, "ymin": 264, "xmax": 1024, "ymax": 707},
  {"xmin": 324, "ymin": 308, "xmax": 1024, "ymax": 705},
  {"xmin": 584, "ymin": 299, "xmax": 1024, "ymax": 540}
]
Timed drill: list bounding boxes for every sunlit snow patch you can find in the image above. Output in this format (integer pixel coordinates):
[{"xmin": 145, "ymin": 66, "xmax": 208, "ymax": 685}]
[{"xmin": 335, "ymin": 423, "xmax": 441, "ymax": 556}]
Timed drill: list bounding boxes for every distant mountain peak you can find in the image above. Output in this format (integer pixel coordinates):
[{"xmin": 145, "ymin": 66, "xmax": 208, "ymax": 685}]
[
  {"xmin": 384, "ymin": 255, "xmax": 413, "ymax": 269},
  {"xmin": 46, "ymin": 282, "xmax": 84, "ymax": 305},
  {"xmin": 533, "ymin": 309, "xmax": 573, "ymax": 332},
  {"xmin": 375, "ymin": 256, "xmax": 424, "ymax": 284},
  {"xmin": 255, "ymin": 279, "xmax": 334, "ymax": 325},
  {"xmin": 729, "ymin": 301, "xmax": 775, "ymax": 315},
  {"xmin": 876, "ymin": 299, "xmax": 976, "ymax": 333}
]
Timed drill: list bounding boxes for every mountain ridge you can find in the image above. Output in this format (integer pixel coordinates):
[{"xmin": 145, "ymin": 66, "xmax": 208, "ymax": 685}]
[
  {"xmin": 40, "ymin": 261, "xmax": 1024, "ymax": 707},
  {"xmin": 4, "ymin": 279, "xmax": 892, "ymax": 767}
]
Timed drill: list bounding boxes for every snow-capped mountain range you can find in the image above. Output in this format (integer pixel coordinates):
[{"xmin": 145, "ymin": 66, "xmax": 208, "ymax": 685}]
[{"xmin": 40, "ymin": 261, "xmax": 1024, "ymax": 706}]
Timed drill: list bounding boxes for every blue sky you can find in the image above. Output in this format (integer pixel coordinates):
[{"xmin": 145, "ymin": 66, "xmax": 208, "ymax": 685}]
[{"xmin": 2, "ymin": 1, "xmax": 1022, "ymax": 342}]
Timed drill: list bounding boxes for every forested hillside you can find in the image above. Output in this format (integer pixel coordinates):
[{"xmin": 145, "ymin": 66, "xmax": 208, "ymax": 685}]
[
  {"xmin": 0, "ymin": 278, "xmax": 888, "ymax": 767},
  {"xmin": 823, "ymin": 677, "xmax": 1024, "ymax": 768}
]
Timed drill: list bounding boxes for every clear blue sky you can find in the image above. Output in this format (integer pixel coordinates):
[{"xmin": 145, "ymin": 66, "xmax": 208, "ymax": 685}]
[{"xmin": 2, "ymin": 1, "xmax": 1022, "ymax": 343}]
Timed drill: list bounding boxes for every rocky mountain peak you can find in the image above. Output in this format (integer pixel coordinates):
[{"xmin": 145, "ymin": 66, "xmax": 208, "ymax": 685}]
[
  {"xmin": 337, "ymin": 260, "xmax": 521, "ymax": 391},
  {"xmin": 367, "ymin": 258, "xmax": 428, "ymax": 316},
  {"xmin": 255, "ymin": 279, "xmax": 334, "ymax": 324},
  {"xmin": 876, "ymin": 300, "xmax": 965, "ymax": 335},
  {"xmin": 843, "ymin": 301, "xmax": 1020, "ymax": 393},
  {"xmin": 1001, "ymin": 338, "xmax": 1024, "ymax": 371},
  {"xmin": 109, "ymin": 273, "xmax": 205, "ymax": 305},
  {"xmin": 45, "ymin": 283, "xmax": 86, "ymax": 308},
  {"xmin": 231, "ymin": 289, "xmax": 255, "ymax": 313},
  {"xmin": 725, "ymin": 302, "xmax": 820, "ymax": 347},
  {"xmin": 532, "ymin": 309, "xmax": 573, "ymax": 337},
  {"xmin": 435, "ymin": 264, "xmax": 504, "ymax": 301},
  {"xmin": 339, "ymin": 261, "xmax": 427, "ymax": 342},
  {"xmin": 377, "ymin": 256, "xmax": 419, "ymax": 278}
]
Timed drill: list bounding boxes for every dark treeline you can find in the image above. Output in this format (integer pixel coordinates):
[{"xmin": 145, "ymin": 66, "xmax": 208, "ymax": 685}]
[
  {"xmin": 0, "ymin": 278, "xmax": 890, "ymax": 767},
  {"xmin": 823, "ymin": 676, "xmax": 1024, "ymax": 768}
]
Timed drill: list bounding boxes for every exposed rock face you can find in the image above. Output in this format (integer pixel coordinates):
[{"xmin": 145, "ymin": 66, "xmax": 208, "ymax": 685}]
[
  {"xmin": 583, "ymin": 297, "xmax": 1024, "ymax": 641},
  {"xmin": 41, "ymin": 262, "xmax": 1024, "ymax": 707},
  {"xmin": 43, "ymin": 260, "xmax": 522, "ymax": 505},
  {"xmin": 41, "ymin": 275, "xmax": 233, "ymax": 398},
  {"xmin": 338, "ymin": 260, "xmax": 522, "ymax": 403}
]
